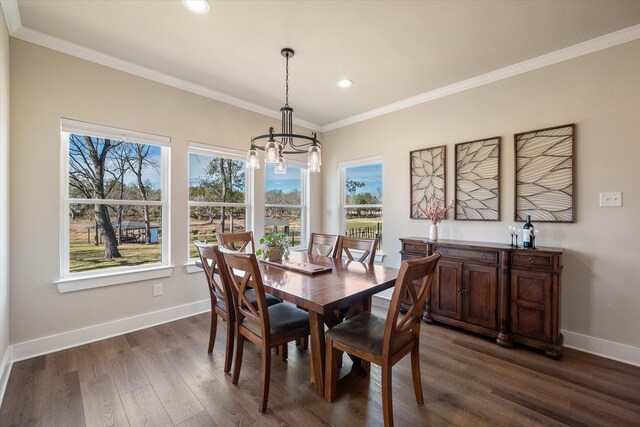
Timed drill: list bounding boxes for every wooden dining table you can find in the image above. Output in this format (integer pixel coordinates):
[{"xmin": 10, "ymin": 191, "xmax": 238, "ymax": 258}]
[
  {"xmin": 260, "ymin": 252, "xmax": 399, "ymax": 396},
  {"xmin": 197, "ymin": 251, "xmax": 399, "ymax": 398}
]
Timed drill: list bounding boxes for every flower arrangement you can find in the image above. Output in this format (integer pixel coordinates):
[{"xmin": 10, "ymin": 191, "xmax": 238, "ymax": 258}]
[
  {"xmin": 256, "ymin": 232, "xmax": 290, "ymax": 261},
  {"xmin": 416, "ymin": 196, "xmax": 454, "ymax": 224}
]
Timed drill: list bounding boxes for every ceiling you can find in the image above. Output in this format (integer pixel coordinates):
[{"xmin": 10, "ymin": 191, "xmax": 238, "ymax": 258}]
[{"xmin": 7, "ymin": 1, "xmax": 640, "ymax": 129}]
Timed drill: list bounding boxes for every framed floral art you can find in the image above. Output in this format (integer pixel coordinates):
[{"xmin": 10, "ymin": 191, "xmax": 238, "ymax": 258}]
[
  {"xmin": 410, "ymin": 145, "xmax": 446, "ymax": 219},
  {"xmin": 455, "ymin": 137, "xmax": 501, "ymax": 221},
  {"xmin": 514, "ymin": 124, "xmax": 575, "ymax": 222}
]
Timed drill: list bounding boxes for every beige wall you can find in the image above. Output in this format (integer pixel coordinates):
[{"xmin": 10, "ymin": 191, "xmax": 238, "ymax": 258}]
[
  {"xmin": 322, "ymin": 40, "xmax": 640, "ymax": 348},
  {"xmin": 0, "ymin": 8, "xmax": 10, "ymax": 361},
  {"xmin": 9, "ymin": 39, "xmax": 321, "ymax": 344}
]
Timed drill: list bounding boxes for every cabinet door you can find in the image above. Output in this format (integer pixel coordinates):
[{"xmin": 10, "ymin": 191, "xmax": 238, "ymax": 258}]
[
  {"xmin": 431, "ymin": 260, "xmax": 462, "ymax": 320},
  {"xmin": 510, "ymin": 269, "xmax": 552, "ymax": 341},
  {"xmin": 462, "ymin": 264, "xmax": 498, "ymax": 330}
]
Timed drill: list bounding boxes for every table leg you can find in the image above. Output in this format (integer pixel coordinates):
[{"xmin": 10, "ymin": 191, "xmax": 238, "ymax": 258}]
[{"xmin": 308, "ymin": 311, "xmax": 326, "ymax": 395}]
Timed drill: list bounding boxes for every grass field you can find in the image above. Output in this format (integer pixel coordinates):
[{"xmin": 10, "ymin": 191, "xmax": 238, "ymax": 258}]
[{"xmin": 69, "ymin": 241, "xmax": 161, "ymax": 273}]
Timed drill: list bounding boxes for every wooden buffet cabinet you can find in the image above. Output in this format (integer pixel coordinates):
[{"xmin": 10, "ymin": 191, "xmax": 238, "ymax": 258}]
[{"xmin": 400, "ymin": 237, "xmax": 564, "ymax": 358}]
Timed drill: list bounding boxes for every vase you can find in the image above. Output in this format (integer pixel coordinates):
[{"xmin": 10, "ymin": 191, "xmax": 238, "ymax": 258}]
[
  {"xmin": 266, "ymin": 246, "xmax": 283, "ymax": 262},
  {"xmin": 429, "ymin": 223, "xmax": 438, "ymax": 241}
]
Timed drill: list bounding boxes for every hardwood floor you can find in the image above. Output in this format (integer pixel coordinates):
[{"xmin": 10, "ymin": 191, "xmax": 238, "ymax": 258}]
[{"xmin": 1, "ymin": 300, "xmax": 639, "ymax": 426}]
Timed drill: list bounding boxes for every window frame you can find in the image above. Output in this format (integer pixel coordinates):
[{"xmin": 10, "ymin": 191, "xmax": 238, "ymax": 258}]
[
  {"xmin": 264, "ymin": 159, "xmax": 308, "ymax": 249},
  {"xmin": 187, "ymin": 141, "xmax": 253, "ymax": 261},
  {"xmin": 57, "ymin": 118, "xmax": 172, "ymax": 292},
  {"xmin": 338, "ymin": 155, "xmax": 384, "ymax": 254}
]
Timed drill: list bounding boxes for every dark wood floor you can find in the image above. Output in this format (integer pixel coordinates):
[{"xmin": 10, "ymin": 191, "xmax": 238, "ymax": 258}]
[{"xmin": 1, "ymin": 300, "xmax": 639, "ymax": 426}]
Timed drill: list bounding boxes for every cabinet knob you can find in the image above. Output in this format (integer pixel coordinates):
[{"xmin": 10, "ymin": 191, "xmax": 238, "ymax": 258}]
[
  {"xmin": 443, "ymin": 250, "xmax": 449, "ymax": 256},
  {"xmin": 457, "ymin": 288, "xmax": 461, "ymax": 293},
  {"xmin": 528, "ymin": 257, "xmax": 534, "ymax": 264},
  {"xmin": 480, "ymin": 253, "xmax": 486, "ymax": 260}
]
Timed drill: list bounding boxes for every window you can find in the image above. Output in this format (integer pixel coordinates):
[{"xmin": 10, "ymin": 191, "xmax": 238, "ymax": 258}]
[
  {"xmin": 265, "ymin": 164, "xmax": 306, "ymax": 248},
  {"xmin": 60, "ymin": 119, "xmax": 170, "ymax": 282},
  {"xmin": 340, "ymin": 157, "xmax": 383, "ymax": 250},
  {"xmin": 188, "ymin": 143, "xmax": 250, "ymax": 259}
]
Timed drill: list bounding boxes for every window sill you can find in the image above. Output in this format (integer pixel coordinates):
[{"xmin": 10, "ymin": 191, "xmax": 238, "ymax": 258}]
[
  {"xmin": 55, "ymin": 265, "xmax": 174, "ymax": 293},
  {"xmin": 185, "ymin": 262, "xmax": 202, "ymax": 274}
]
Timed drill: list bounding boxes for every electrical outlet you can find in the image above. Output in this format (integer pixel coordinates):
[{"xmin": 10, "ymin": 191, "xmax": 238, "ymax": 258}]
[
  {"xmin": 599, "ymin": 192, "xmax": 622, "ymax": 207},
  {"xmin": 153, "ymin": 283, "xmax": 163, "ymax": 297}
]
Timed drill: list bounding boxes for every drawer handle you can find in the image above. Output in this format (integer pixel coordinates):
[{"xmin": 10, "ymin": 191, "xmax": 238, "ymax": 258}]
[
  {"xmin": 528, "ymin": 257, "xmax": 534, "ymax": 264},
  {"xmin": 443, "ymin": 250, "xmax": 449, "ymax": 256},
  {"xmin": 480, "ymin": 253, "xmax": 486, "ymax": 260},
  {"xmin": 411, "ymin": 245, "xmax": 417, "ymax": 251}
]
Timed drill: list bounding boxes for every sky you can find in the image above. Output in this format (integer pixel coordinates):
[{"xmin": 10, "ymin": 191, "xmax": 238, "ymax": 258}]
[
  {"xmin": 345, "ymin": 163, "xmax": 383, "ymax": 195},
  {"xmin": 266, "ymin": 166, "xmax": 301, "ymax": 193}
]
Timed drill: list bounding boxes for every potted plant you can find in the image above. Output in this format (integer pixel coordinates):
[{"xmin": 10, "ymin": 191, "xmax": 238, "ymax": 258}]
[{"xmin": 256, "ymin": 232, "xmax": 290, "ymax": 261}]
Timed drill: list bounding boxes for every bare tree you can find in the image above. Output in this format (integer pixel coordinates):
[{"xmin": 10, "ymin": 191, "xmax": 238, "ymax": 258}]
[
  {"xmin": 127, "ymin": 143, "xmax": 158, "ymax": 244},
  {"xmin": 68, "ymin": 134, "xmax": 123, "ymax": 259}
]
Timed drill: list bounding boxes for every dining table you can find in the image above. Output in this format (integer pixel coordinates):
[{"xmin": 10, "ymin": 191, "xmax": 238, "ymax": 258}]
[{"xmin": 197, "ymin": 251, "xmax": 399, "ymax": 398}]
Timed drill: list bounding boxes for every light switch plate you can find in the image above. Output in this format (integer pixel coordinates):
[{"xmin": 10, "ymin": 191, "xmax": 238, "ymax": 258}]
[
  {"xmin": 153, "ymin": 283, "xmax": 163, "ymax": 297},
  {"xmin": 599, "ymin": 192, "xmax": 622, "ymax": 207}
]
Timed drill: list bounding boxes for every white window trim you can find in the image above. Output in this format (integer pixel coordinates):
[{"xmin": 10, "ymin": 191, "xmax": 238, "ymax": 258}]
[
  {"xmin": 58, "ymin": 118, "xmax": 171, "ymax": 292},
  {"xmin": 264, "ymin": 158, "xmax": 308, "ymax": 250},
  {"xmin": 187, "ymin": 142, "xmax": 253, "ymax": 262},
  {"xmin": 338, "ymin": 155, "xmax": 384, "ymax": 256}
]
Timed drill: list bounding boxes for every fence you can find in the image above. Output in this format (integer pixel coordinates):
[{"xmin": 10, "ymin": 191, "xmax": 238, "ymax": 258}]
[{"xmin": 346, "ymin": 222, "xmax": 383, "ymax": 249}]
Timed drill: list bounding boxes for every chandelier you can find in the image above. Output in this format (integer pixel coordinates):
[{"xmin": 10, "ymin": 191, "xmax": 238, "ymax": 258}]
[{"xmin": 246, "ymin": 48, "xmax": 321, "ymax": 174}]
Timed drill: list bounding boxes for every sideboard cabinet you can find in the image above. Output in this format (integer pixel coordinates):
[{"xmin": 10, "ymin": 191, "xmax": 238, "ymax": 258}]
[{"xmin": 399, "ymin": 237, "xmax": 564, "ymax": 358}]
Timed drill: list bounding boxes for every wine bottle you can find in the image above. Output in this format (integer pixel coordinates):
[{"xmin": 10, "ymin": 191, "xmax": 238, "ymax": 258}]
[{"xmin": 522, "ymin": 215, "xmax": 534, "ymax": 249}]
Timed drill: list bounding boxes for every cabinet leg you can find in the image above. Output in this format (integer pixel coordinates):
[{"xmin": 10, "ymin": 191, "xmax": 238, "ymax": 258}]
[
  {"xmin": 545, "ymin": 349, "xmax": 563, "ymax": 359},
  {"xmin": 496, "ymin": 333, "xmax": 512, "ymax": 348}
]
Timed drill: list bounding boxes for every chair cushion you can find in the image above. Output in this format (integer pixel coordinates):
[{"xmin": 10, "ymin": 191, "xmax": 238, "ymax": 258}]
[
  {"xmin": 243, "ymin": 303, "xmax": 310, "ymax": 340},
  {"xmin": 244, "ymin": 288, "xmax": 282, "ymax": 308},
  {"xmin": 325, "ymin": 312, "xmax": 414, "ymax": 356}
]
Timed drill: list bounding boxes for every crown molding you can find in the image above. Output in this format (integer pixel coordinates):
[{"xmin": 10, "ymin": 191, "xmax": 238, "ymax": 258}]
[
  {"xmin": 3, "ymin": 0, "xmax": 639, "ymax": 134},
  {"xmin": 1, "ymin": 3, "xmax": 322, "ymax": 133},
  {"xmin": 0, "ymin": 0, "xmax": 19, "ymax": 35},
  {"xmin": 322, "ymin": 23, "xmax": 640, "ymax": 132}
]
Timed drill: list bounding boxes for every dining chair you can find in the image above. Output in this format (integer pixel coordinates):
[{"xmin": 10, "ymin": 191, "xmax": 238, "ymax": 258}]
[
  {"xmin": 324, "ymin": 253, "xmax": 441, "ymax": 427},
  {"xmin": 217, "ymin": 231, "xmax": 256, "ymax": 253},
  {"xmin": 194, "ymin": 241, "xmax": 235, "ymax": 373},
  {"xmin": 216, "ymin": 247, "xmax": 311, "ymax": 413},
  {"xmin": 307, "ymin": 232, "xmax": 340, "ymax": 257},
  {"xmin": 335, "ymin": 236, "xmax": 378, "ymax": 266},
  {"xmin": 216, "ymin": 231, "xmax": 288, "ymax": 359}
]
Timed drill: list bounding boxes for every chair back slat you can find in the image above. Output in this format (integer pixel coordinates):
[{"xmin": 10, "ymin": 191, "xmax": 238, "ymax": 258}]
[
  {"xmin": 217, "ymin": 231, "xmax": 256, "ymax": 253},
  {"xmin": 336, "ymin": 236, "xmax": 377, "ymax": 266},
  {"xmin": 383, "ymin": 253, "xmax": 441, "ymax": 355},
  {"xmin": 217, "ymin": 247, "xmax": 271, "ymax": 340},
  {"xmin": 307, "ymin": 233, "xmax": 340, "ymax": 257},
  {"xmin": 195, "ymin": 242, "xmax": 232, "ymax": 317}
]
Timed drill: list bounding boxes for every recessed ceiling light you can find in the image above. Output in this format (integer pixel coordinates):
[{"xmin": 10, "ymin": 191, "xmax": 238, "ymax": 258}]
[
  {"xmin": 337, "ymin": 79, "xmax": 353, "ymax": 88},
  {"xmin": 182, "ymin": 0, "xmax": 210, "ymax": 14}
]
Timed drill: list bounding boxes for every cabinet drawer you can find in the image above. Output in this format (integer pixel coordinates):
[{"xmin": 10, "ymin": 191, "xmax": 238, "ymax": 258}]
[
  {"xmin": 435, "ymin": 246, "xmax": 498, "ymax": 264},
  {"xmin": 402, "ymin": 242, "xmax": 427, "ymax": 254},
  {"xmin": 511, "ymin": 253, "xmax": 552, "ymax": 268}
]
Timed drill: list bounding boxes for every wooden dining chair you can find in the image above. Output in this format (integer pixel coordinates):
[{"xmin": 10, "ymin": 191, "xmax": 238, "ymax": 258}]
[
  {"xmin": 217, "ymin": 231, "xmax": 256, "ymax": 253},
  {"xmin": 307, "ymin": 232, "xmax": 340, "ymax": 257},
  {"xmin": 324, "ymin": 253, "xmax": 441, "ymax": 427},
  {"xmin": 216, "ymin": 247, "xmax": 311, "ymax": 413},
  {"xmin": 194, "ymin": 241, "xmax": 235, "ymax": 373},
  {"xmin": 335, "ymin": 236, "xmax": 378, "ymax": 266}
]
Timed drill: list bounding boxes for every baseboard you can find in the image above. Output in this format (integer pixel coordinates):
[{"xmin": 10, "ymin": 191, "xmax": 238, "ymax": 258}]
[
  {"xmin": 0, "ymin": 346, "xmax": 13, "ymax": 408},
  {"xmin": 371, "ymin": 295, "xmax": 640, "ymax": 367},
  {"xmin": 10, "ymin": 299, "xmax": 210, "ymax": 363},
  {"xmin": 562, "ymin": 330, "xmax": 640, "ymax": 368}
]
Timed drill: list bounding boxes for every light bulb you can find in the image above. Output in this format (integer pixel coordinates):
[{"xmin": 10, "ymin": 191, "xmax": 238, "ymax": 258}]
[
  {"xmin": 274, "ymin": 156, "xmax": 287, "ymax": 175},
  {"xmin": 264, "ymin": 140, "xmax": 279, "ymax": 163},
  {"xmin": 246, "ymin": 149, "xmax": 260, "ymax": 169},
  {"xmin": 182, "ymin": 0, "xmax": 210, "ymax": 14},
  {"xmin": 307, "ymin": 145, "xmax": 321, "ymax": 173}
]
